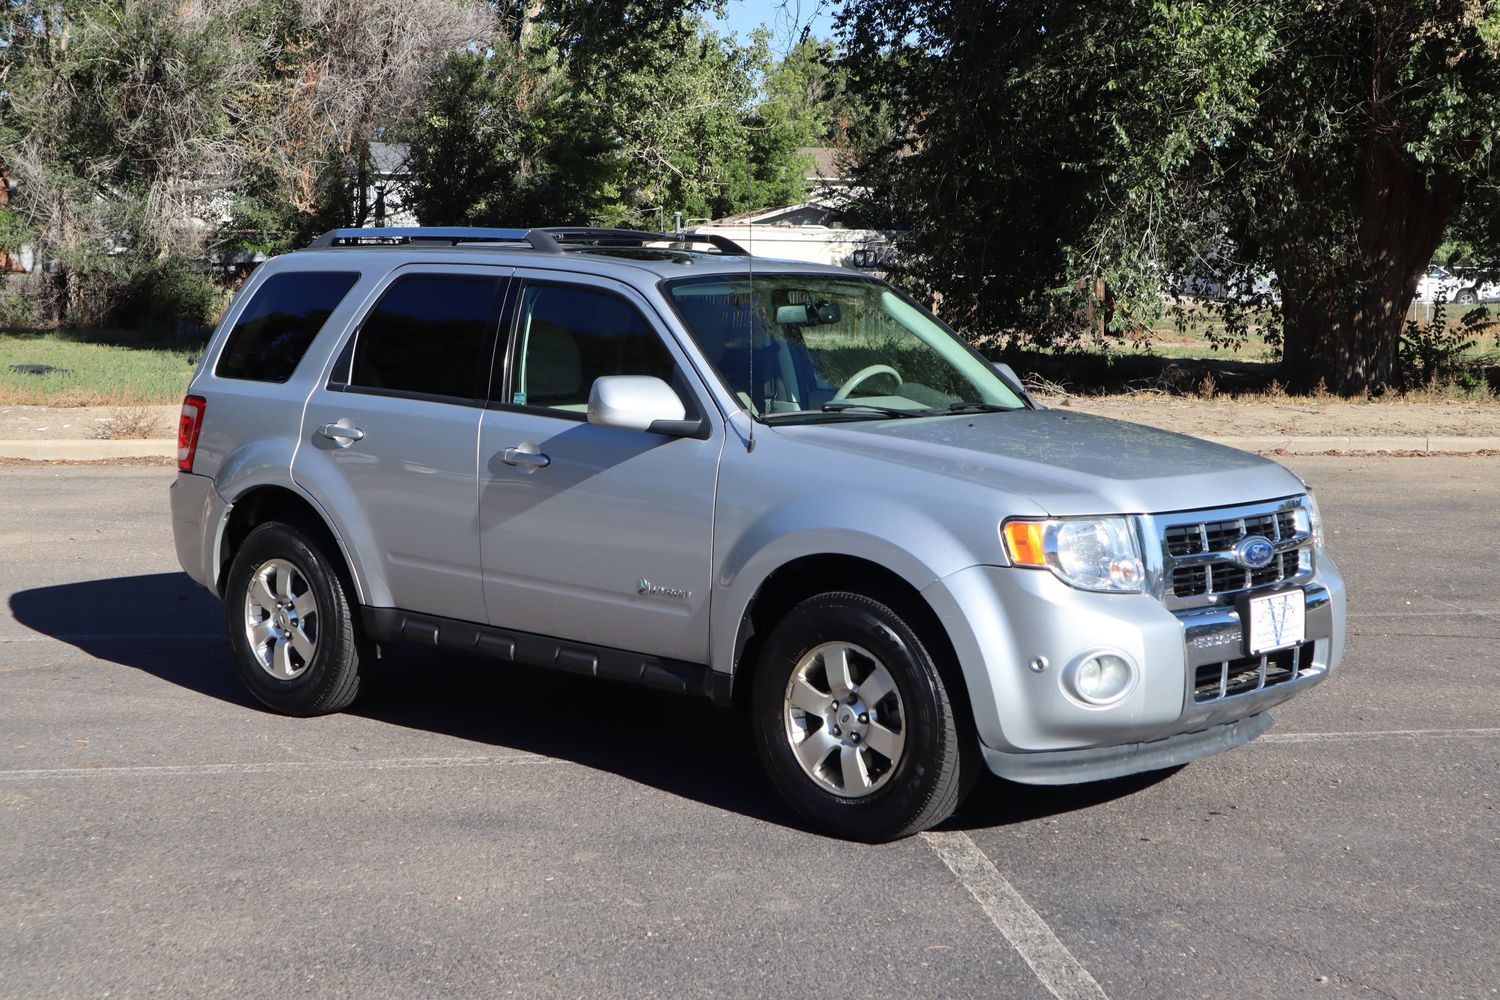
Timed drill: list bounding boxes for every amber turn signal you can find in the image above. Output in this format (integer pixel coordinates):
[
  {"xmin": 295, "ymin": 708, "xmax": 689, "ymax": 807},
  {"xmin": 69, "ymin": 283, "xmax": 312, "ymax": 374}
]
[{"xmin": 1002, "ymin": 520, "xmax": 1048, "ymax": 567}]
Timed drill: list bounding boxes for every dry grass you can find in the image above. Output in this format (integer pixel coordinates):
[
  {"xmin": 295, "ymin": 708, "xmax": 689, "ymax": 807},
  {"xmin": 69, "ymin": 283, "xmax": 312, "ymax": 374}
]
[{"xmin": 91, "ymin": 406, "xmax": 166, "ymax": 440}]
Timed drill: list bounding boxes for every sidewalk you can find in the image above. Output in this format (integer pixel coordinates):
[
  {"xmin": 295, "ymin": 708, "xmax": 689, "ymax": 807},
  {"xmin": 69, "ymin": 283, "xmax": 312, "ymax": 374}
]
[{"xmin": 2, "ymin": 399, "xmax": 1498, "ymax": 460}]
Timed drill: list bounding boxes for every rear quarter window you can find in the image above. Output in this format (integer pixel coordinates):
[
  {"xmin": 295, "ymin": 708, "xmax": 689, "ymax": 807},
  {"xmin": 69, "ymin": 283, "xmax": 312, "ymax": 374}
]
[{"xmin": 216, "ymin": 271, "xmax": 361, "ymax": 383}]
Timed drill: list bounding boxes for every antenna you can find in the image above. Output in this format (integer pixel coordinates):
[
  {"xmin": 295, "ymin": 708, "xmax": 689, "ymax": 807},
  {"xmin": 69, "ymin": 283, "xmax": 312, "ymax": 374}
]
[{"xmin": 745, "ymin": 221, "xmax": 756, "ymax": 453}]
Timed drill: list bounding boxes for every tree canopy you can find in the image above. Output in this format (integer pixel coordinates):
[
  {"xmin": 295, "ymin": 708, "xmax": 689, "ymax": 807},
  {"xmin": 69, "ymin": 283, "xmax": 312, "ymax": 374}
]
[
  {"xmin": 838, "ymin": 0, "xmax": 1500, "ymax": 395},
  {"xmin": 409, "ymin": 16, "xmax": 827, "ymax": 229}
]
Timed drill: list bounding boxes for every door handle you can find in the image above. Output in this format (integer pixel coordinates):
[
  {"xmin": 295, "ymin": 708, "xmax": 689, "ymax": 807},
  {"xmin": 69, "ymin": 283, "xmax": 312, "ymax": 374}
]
[
  {"xmin": 318, "ymin": 421, "xmax": 365, "ymax": 444},
  {"xmin": 501, "ymin": 444, "xmax": 551, "ymax": 469}
]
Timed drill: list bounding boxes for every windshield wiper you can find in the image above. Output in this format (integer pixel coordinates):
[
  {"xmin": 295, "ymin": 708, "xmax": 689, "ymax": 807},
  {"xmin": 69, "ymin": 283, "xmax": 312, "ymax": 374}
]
[
  {"xmin": 820, "ymin": 402, "xmax": 927, "ymax": 418},
  {"xmin": 945, "ymin": 401, "xmax": 1016, "ymax": 414}
]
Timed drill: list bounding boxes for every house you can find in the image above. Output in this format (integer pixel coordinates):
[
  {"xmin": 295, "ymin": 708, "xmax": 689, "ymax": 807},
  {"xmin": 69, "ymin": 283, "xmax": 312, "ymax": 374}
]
[
  {"xmin": 686, "ymin": 147, "xmax": 891, "ymax": 270},
  {"xmin": 358, "ymin": 142, "xmax": 419, "ymax": 229}
]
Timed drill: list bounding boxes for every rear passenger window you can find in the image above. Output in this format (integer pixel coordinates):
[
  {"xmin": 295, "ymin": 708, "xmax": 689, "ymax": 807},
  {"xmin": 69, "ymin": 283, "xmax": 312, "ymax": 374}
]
[
  {"xmin": 216, "ymin": 271, "xmax": 360, "ymax": 383},
  {"xmin": 349, "ymin": 274, "xmax": 504, "ymax": 402},
  {"xmin": 512, "ymin": 284, "xmax": 676, "ymax": 411}
]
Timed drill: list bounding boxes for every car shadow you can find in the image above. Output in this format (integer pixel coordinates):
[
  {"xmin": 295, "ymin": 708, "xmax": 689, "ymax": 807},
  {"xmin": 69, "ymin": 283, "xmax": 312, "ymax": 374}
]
[{"xmin": 10, "ymin": 572, "xmax": 1181, "ymax": 837}]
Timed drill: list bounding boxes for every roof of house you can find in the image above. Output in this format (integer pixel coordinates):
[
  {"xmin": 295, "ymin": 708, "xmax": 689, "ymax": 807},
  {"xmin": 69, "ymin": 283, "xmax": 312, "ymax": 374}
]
[
  {"xmin": 797, "ymin": 146, "xmax": 846, "ymax": 184},
  {"xmin": 369, "ymin": 142, "xmax": 411, "ymax": 177}
]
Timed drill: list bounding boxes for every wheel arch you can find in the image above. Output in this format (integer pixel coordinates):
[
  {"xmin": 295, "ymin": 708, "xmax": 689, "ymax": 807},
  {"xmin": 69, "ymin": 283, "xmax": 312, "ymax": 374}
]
[
  {"xmin": 723, "ymin": 553, "xmax": 975, "ymax": 734},
  {"xmin": 216, "ymin": 484, "xmax": 365, "ymax": 605}
]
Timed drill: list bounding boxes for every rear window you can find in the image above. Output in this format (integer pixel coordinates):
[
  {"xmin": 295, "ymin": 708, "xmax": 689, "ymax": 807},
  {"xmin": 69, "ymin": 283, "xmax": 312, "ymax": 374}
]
[
  {"xmin": 216, "ymin": 271, "xmax": 360, "ymax": 383},
  {"xmin": 349, "ymin": 274, "xmax": 504, "ymax": 401}
]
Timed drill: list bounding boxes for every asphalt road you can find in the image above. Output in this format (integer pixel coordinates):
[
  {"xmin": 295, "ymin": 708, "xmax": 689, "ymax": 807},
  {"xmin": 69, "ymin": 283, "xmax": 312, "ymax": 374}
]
[{"xmin": 1, "ymin": 457, "xmax": 1496, "ymax": 999}]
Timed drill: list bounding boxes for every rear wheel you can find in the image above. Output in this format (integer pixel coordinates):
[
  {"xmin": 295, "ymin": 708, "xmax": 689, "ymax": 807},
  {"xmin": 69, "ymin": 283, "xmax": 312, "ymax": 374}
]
[
  {"xmin": 751, "ymin": 592, "xmax": 969, "ymax": 841},
  {"xmin": 224, "ymin": 522, "xmax": 366, "ymax": 716},
  {"xmin": 1456, "ymin": 288, "xmax": 1479, "ymax": 304}
]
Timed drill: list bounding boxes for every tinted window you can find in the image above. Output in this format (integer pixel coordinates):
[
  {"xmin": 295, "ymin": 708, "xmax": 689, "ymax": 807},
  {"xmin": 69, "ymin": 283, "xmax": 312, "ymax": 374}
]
[
  {"xmin": 216, "ymin": 271, "xmax": 360, "ymax": 383},
  {"xmin": 350, "ymin": 274, "xmax": 503, "ymax": 401},
  {"xmin": 512, "ymin": 284, "xmax": 675, "ymax": 411}
]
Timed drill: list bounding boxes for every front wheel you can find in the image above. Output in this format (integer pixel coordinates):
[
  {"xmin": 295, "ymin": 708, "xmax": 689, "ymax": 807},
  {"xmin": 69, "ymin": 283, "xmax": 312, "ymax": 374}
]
[
  {"xmin": 223, "ymin": 521, "xmax": 366, "ymax": 716},
  {"xmin": 751, "ymin": 592, "xmax": 970, "ymax": 841}
]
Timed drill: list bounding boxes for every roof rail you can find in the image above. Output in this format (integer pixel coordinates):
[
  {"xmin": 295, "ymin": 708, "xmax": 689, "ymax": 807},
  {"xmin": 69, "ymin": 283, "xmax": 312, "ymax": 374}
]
[
  {"xmin": 306, "ymin": 227, "xmax": 562, "ymax": 252},
  {"xmin": 304, "ymin": 226, "xmax": 749, "ymax": 256},
  {"xmin": 538, "ymin": 227, "xmax": 749, "ymax": 256}
]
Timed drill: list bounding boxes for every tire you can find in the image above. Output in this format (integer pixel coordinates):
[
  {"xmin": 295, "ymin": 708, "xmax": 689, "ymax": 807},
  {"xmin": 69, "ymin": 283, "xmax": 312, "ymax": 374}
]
[
  {"xmin": 751, "ymin": 592, "xmax": 970, "ymax": 842},
  {"xmin": 1456, "ymin": 288, "xmax": 1478, "ymax": 304},
  {"xmin": 223, "ymin": 521, "xmax": 366, "ymax": 716}
]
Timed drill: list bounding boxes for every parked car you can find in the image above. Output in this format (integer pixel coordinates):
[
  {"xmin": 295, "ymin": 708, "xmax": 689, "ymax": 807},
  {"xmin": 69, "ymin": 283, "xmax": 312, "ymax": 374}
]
[
  {"xmin": 1416, "ymin": 265, "xmax": 1463, "ymax": 303},
  {"xmin": 1449, "ymin": 266, "xmax": 1500, "ymax": 304},
  {"xmin": 170, "ymin": 226, "xmax": 1346, "ymax": 841}
]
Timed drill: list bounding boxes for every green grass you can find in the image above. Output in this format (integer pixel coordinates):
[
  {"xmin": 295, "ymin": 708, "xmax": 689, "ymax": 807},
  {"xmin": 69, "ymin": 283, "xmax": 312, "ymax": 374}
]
[{"xmin": 0, "ymin": 329, "xmax": 199, "ymax": 405}]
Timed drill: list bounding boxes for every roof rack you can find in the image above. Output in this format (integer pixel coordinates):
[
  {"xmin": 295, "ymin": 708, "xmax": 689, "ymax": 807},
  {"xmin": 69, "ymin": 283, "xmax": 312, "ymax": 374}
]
[
  {"xmin": 540, "ymin": 227, "xmax": 749, "ymax": 255},
  {"xmin": 304, "ymin": 226, "xmax": 749, "ymax": 256},
  {"xmin": 306, "ymin": 227, "xmax": 561, "ymax": 251}
]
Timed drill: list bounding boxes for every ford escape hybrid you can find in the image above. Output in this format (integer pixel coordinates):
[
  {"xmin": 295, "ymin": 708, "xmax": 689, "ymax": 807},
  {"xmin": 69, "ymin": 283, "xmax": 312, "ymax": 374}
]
[{"xmin": 169, "ymin": 226, "xmax": 1346, "ymax": 841}]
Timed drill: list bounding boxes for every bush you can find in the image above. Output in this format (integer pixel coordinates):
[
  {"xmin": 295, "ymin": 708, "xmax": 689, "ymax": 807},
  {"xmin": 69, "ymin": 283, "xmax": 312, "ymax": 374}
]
[
  {"xmin": 1398, "ymin": 303, "xmax": 1491, "ymax": 392},
  {"xmin": 111, "ymin": 258, "xmax": 223, "ymax": 334}
]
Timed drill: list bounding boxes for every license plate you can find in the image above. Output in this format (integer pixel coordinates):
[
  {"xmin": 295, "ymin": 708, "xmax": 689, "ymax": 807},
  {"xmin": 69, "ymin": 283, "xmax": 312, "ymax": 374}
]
[{"xmin": 1247, "ymin": 589, "xmax": 1306, "ymax": 654}]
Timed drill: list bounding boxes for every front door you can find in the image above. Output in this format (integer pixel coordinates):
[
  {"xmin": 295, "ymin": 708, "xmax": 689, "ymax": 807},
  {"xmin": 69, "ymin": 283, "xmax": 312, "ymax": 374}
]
[
  {"xmin": 477, "ymin": 272, "xmax": 722, "ymax": 664},
  {"xmin": 294, "ymin": 265, "xmax": 511, "ymax": 623}
]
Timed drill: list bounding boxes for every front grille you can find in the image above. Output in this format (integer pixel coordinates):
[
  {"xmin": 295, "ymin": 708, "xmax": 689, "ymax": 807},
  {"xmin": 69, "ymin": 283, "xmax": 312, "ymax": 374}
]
[
  {"xmin": 1158, "ymin": 500, "xmax": 1313, "ymax": 605},
  {"xmin": 1193, "ymin": 642, "xmax": 1314, "ymax": 702}
]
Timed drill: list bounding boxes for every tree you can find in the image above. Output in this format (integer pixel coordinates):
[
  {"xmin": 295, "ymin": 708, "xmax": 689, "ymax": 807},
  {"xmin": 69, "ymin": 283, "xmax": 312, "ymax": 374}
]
[
  {"xmin": 837, "ymin": 1, "xmax": 1500, "ymax": 395},
  {"xmin": 410, "ymin": 16, "xmax": 828, "ymax": 229},
  {"xmin": 1, "ymin": 0, "xmax": 492, "ymax": 323},
  {"xmin": 224, "ymin": 0, "xmax": 493, "ymax": 253},
  {"xmin": 1228, "ymin": 3, "xmax": 1500, "ymax": 393},
  {"xmin": 2, "ymin": 0, "xmax": 248, "ymax": 322},
  {"xmin": 409, "ymin": 37, "xmax": 618, "ymax": 226}
]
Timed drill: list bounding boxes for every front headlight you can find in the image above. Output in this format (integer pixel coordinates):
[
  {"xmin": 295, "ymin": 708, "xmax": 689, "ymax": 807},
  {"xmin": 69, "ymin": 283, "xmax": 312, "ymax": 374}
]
[
  {"xmin": 1304, "ymin": 491, "xmax": 1323, "ymax": 548},
  {"xmin": 1001, "ymin": 516, "xmax": 1145, "ymax": 593}
]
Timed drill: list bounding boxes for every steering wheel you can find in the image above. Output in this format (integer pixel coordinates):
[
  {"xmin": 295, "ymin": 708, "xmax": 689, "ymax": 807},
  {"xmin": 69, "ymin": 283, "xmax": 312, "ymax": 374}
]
[{"xmin": 832, "ymin": 364, "xmax": 903, "ymax": 401}]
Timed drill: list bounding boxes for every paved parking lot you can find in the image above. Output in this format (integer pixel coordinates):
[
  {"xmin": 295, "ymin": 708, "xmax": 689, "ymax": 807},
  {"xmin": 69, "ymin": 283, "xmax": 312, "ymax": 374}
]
[{"xmin": 1, "ymin": 456, "xmax": 1496, "ymax": 999}]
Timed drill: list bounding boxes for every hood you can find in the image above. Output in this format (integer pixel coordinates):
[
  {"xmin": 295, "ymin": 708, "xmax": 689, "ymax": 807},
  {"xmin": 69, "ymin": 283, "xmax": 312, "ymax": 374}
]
[{"xmin": 772, "ymin": 408, "xmax": 1304, "ymax": 516}]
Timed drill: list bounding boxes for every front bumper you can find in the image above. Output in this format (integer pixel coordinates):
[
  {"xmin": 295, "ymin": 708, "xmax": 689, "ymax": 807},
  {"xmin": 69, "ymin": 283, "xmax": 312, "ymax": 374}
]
[{"xmin": 922, "ymin": 552, "xmax": 1345, "ymax": 782}]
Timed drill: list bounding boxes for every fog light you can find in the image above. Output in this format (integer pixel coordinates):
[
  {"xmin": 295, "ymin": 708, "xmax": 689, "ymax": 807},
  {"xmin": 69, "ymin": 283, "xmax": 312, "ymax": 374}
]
[{"xmin": 1066, "ymin": 651, "xmax": 1136, "ymax": 705}]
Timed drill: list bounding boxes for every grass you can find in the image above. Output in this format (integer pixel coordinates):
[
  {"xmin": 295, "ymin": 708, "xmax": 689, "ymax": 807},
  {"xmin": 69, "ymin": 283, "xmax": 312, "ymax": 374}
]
[{"xmin": 0, "ymin": 328, "xmax": 199, "ymax": 406}]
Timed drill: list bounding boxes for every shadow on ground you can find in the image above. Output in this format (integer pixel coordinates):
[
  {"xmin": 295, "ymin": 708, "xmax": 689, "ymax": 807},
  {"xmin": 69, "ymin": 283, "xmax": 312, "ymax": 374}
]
[{"xmin": 10, "ymin": 571, "xmax": 1179, "ymax": 836}]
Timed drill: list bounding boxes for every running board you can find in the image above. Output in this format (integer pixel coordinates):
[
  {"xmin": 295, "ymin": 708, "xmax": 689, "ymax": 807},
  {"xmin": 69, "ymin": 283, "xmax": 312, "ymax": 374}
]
[{"xmin": 360, "ymin": 607, "xmax": 731, "ymax": 706}]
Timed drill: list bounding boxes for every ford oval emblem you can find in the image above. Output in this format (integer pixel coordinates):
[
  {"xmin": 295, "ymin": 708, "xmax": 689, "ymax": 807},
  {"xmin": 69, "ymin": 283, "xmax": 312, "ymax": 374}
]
[{"xmin": 1233, "ymin": 535, "xmax": 1276, "ymax": 569}]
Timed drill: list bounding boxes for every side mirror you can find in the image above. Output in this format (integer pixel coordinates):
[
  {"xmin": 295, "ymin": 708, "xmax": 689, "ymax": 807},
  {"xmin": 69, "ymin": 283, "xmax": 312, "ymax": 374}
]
[
  {"xmin": 991, "ymin": 362, "xmax": 1039, "ymax": 407},
  {"xmin": 588, "ymin": 376, "xmax": 701, "ymax": 435}
]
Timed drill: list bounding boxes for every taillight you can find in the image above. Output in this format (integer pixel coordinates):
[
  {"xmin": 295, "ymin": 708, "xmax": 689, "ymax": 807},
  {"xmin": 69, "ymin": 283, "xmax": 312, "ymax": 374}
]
[{"xmin": 178, "ymin": 395, "xmax": 206, "ymax": 472}]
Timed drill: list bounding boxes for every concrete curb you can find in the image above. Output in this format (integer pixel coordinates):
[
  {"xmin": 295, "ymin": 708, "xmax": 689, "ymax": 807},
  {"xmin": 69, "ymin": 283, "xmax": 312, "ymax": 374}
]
[
  {"xmin": 1207, "ymin": 435, "xmax": 1500, "ymax": 454},
  {"xmin": 0, "ymin": 438, "xmax": 176, "ymax": 460},
  {"xmin": 2, "ymin": 435, "xmax": 1498, "ymax": 463}
]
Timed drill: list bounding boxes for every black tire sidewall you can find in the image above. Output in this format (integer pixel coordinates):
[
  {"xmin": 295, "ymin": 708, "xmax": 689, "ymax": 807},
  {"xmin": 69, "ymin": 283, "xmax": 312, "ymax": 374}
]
[
  {"xmin": 223, "ymin": 522, "xmax": 358, "ymax": 716},
  {"xmin": 751, "ymin": 594, "xmax": 957, "ymax": 841}
]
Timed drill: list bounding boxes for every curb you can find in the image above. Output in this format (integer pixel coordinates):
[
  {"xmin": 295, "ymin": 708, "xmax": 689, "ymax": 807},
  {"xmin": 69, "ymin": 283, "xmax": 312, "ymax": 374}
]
[
  {"xmin": 1207, "ymin": 435, "xmax": 1500, "ymax": 454},
  {"xmin": 2, "ymin": 435, "xmax": 1498, "ymax": 463},
  {"xmin": 0, "ymin": 438, "xmax": 176, "ymax": 460}
]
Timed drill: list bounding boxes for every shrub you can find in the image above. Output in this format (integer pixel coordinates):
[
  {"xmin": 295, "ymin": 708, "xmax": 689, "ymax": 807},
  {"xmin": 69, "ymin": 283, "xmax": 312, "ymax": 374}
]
[{"xmin": 111, "ymin": 258, "xmax": 224, "ymax": 334}]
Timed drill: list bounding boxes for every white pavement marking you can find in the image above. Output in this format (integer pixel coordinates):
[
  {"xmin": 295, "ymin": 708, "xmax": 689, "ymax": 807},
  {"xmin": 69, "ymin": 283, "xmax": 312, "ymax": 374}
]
[
  {"xmin": 0, "ymin": 634, "xmax": 223, "ymax": 643},
  {"xmin": 0, "ymin": 754, "xmax": 559, "ymax": 781},
  {"xmin": 1258, "ymin": 727, "xmax": 1500, "ymax": 744},
  {"xmin": 922, "ymin": 830, "xmax": 1110, "ymax": 1000}
]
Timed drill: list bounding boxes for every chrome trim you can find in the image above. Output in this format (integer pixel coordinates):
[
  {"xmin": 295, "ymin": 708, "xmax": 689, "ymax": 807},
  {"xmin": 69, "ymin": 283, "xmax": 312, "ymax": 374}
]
[
  {"xmin": 1139, "ymin": 495, "xmax": 1316, "ymax": 610},
  {"xmin": 1174, "ymin": 583, "xmax": 1333, "ymax": 726}
]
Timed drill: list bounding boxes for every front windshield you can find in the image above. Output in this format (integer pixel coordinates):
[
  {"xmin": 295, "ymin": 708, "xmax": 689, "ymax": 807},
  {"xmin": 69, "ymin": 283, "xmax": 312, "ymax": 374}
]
[{"xmin": 665, "ymin": 274, "xmax": 1025, "ymax": 422}]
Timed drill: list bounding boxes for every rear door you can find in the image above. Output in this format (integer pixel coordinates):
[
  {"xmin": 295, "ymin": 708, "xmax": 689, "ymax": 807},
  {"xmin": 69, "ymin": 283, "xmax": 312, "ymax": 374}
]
[
  {"xmin": 294, "ymin": 264, "xmax": 512, "ymax": 623},
  {"xmin": 476, "ymin": 270, "xmax": 723, "ymax": 664}
]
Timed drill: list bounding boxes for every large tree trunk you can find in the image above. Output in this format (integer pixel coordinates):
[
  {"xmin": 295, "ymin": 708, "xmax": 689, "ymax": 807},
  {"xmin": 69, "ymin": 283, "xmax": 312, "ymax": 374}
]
[{"xmin": 1279, "ymin": 143, "xmax": 1461, "ymax": 396}]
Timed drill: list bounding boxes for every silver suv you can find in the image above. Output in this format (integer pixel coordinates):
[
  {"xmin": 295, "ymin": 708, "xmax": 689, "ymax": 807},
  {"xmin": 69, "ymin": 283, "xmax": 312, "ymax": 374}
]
[{"xmin": 170, "ymin": 226, "xmax": 1346, "ymax": 841}]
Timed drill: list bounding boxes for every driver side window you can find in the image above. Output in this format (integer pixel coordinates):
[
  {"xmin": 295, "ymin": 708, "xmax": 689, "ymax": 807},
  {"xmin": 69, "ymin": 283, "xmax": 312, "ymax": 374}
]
[{"xmin": 511, "ymin": 283, "xmax": 677, "ymax": 413}]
